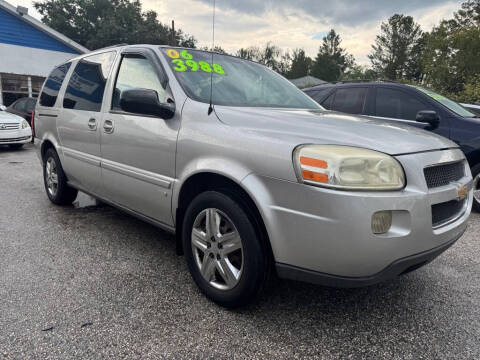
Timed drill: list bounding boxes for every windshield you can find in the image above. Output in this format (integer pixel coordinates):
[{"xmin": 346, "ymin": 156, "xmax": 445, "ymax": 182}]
[
  {"xmin": 413, "ymin": 86, "xmax": 477, "ymax": 118},
  {"xmin": 161, "ymin": 48, "xmax": 321, "ymax": 109}
]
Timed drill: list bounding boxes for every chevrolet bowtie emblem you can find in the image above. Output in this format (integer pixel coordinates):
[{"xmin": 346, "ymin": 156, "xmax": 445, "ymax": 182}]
[
  {"xmin": 456, "ymin": 184, "xmax": 468, "ymax": 201},
  {"xmin": 0, "ymin": 124, "xmax": 6, "ymax": 129}
]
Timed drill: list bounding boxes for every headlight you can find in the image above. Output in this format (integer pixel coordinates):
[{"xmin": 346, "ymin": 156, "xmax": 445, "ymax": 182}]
[
  {"xmin": 21, "ymin": 120, "xmax": 30, "ymax": 129},
  {"xmin": 293, "ymin": 145, "xmax": 405, "ymax": 190}
]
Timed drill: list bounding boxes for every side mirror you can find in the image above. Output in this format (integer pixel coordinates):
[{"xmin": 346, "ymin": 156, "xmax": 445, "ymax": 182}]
[
  {"xmin": 416, "ymin": 110, "xmax": 439, "ymax": 127},
  {"xmin": 120, "ymin": 88, "xmax": 175, "ymax": 119}
]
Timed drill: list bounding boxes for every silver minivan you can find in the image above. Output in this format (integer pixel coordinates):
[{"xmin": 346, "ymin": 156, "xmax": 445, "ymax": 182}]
[{"xmin": 35, "ymin": 45, "xmax": 473, "ymax": 307}]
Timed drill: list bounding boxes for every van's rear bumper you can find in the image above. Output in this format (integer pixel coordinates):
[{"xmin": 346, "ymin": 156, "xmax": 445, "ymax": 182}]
[{"xmin": 275, "ymin": 228, "xmax": 464, "ymax": 288}]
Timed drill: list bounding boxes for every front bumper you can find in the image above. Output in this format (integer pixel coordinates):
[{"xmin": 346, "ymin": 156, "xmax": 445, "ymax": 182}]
[
  {"xmin": 242, "ymin": 148, "xmax": 472, "ymax": 284},
  {"xmin": 0, "ymin": 128, "xmax": 32, "ymax": 145}
]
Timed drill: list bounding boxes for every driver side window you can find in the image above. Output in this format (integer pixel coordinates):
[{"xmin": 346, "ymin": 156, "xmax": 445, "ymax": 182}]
[{"xmin": 112, "ymin": 54, "xmax": 166, "ymax": 111}]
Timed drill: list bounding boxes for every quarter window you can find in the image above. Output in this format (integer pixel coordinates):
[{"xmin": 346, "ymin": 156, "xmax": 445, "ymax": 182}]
[
  {"xmin": 331, "ymin": 88, "xmax": 367, "ymax": 114},
  {"xmin": 63, "ymin": 52, "xmax": 116, "ymax": 112},
  {"xmin": 375, "ymin": 87, "xmax": 432, "ymax": 121},
  {"xmin": 112, "ymin": 55, "xmax": 166, "ymax": 111},
  {"xmin": 39, "ymin": 62, "xmax": 71, "ymax": 107}
]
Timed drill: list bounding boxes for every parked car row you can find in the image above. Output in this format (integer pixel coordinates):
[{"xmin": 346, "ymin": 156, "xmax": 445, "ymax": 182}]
[
  {"xmin": 304, "ymin": 82, "xmax": 480, "ymax": 212},
  {"xmin": 34, "ymin": 46, "xmax": 473, "ymax": 308}
]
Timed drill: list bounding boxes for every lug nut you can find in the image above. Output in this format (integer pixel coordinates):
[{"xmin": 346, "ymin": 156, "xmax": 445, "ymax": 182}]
[
  {"xmin": 216, "ymin": 254, "xmax": 221, "ymax": 260},
  {"xmin": 218, "ymin": 244, "xmax": 223, "ymax": 249},
  {"xmin": 209, "ymin": 253, "xmax": 214, "ymax": 259},
  {"xmin": 211, "ymin": 236, "xmax": 215, "ymax": 242}
]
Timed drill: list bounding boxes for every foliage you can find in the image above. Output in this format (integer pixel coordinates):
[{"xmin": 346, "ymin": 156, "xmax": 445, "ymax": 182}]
[
  {"xmin": 33, "ymin": 0, "xmax": 196, "ymax": 50},
  {"xmin": 236, "ymin": 43, "xmax": 291, "ymax": 76},
  {"xmin": 285, "ymin": 49, "xmax": 313, "ymax": 79},
  {"xmin": 310, "ymin": 30, "xmax": 355, "ymax": 82},
  {"xmin": 368, "ymin": 14, "xmax": 424, "ymax": 81}
]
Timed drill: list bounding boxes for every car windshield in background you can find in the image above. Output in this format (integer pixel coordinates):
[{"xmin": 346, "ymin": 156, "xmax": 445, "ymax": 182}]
[
  {"xmin": 160, "ymin": 48, "xmax": 321, "ymax": 109},
  {"xmin": 413, "ymin": 86, "xmax": 477, "ymax": 118}
]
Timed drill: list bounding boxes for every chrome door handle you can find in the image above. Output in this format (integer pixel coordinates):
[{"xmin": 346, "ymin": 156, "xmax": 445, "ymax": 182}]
[
  {"xmin": 103, "ymin": 119, "xmax": 114, "ymax": 134},
  {"xmin": 87, "ymin": 117, "xmax": 97, "ymax": 130}
]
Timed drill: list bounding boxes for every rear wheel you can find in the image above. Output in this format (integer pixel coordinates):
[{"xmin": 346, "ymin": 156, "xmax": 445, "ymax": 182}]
[
  {"xmin": 43, "ymin": 148, "xmax": 78, "ymax": 205},
  {"xmin": 182, "ymin": 191, "xmax": 268, "ymax": 308},
  {"xmin": 472, "ymin": 163, "xmax": 480, "ymax": 212}
]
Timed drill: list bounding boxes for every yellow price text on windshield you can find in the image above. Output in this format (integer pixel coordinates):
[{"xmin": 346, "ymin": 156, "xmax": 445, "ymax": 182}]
[{"xmin": 167, "ymin": 49, "xmax": 226, "ymax": 75}]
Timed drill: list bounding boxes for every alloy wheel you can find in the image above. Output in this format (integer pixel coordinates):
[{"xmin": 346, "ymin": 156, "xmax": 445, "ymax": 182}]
[
  {"xmin": 45, "ymin": 157, "xmax": 59, "ymax": 197},
  {"xmin": 191, "ymin": 208, "xmax": 243, "ymax": 291}
]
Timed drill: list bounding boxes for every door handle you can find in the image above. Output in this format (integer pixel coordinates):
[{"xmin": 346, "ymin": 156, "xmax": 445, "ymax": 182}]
[
  {"xmin": 103, "ymin": 119, "xmax": 114, "ymax": 134},
  {"xmin": 87, "ymin": 117, "xmax": 97, "ymax": 130}
]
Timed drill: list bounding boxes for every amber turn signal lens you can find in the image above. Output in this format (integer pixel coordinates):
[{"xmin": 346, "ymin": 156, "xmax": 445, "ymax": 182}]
[
  {"xmin": 301, "ymin": 170, "xmax": 328, "ymax": 183},
  {"xmin": 300, "ymin": 156, "xmax": 328, "ymax": 169}
]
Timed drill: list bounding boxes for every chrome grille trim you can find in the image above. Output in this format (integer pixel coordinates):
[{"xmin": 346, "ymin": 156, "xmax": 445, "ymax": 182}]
[{"xmin": 0, "ymin": 123, "xmax": 20, "ymax": 130}]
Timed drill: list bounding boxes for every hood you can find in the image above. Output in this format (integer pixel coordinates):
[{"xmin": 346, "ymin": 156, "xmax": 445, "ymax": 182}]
[
  {"xmin": 0, "ymin": 111, "xmax": 23, "ymax": 124},
  {"xmin": 214, "ymin": 107, "xmax": 458, "ymax": 156}
]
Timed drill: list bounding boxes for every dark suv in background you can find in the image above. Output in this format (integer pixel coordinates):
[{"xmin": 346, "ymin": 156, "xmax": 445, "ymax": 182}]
[{"xmin": 304, "ymin": 81, "xmax": 480, "ymax": 211}]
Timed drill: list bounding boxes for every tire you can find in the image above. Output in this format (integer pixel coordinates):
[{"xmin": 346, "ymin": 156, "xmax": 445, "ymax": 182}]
[
  {"xmin": 182, "ymin": 190, "xmax": 268, "ymax": 308},
  {"xmin": 8, "ymin": 144, "xmax": 23, "ymax": 150},
  {"xmin": 43, "ymin": 148, "xmax": 78, "ymax": 205},
  {"xmin": 471, "ymin": 163, "xmax": 480, "ymax": 213}
]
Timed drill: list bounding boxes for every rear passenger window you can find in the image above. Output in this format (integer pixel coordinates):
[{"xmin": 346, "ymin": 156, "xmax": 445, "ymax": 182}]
[
  {"xmin": 331, "ymin": 88, "xmax": 367, "ymax": 114},
  {"xmin": 39, "ymin": 63, "xmax": 71, "ymax": 107},
  {"xmin": 376, "ymin": 87, "xmax": 431, "ymax": 121},
  {"xmin": 112, "ymin": 54, "xmax": 166, "ymax": 111},
  {"xmin": 63, "ymin": 52, "xmax": 116, "ymax": 112}
]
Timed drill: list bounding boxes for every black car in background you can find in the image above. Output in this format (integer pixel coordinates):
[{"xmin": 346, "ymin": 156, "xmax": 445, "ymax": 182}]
[
  {"xmin": 6, "ymin": 97, "xmax": 37, "ymax": 124},
  {"xmin": 304, "ymin": 81, "xmax": 480, "ymax": 211}
]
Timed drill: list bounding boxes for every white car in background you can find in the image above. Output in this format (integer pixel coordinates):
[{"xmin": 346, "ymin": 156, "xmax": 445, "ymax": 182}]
[
  {"xmin": 0, "ymin": 109, "xmax": 32, "ymax": 149},
  {"xmin": 0, "ymin": 104, "xmax": 7, "ymax": 111}
]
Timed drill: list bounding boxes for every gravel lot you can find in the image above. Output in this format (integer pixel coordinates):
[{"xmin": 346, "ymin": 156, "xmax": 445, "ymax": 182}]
[{"xmin": 0, "ymin": 144, "xmax": 479, "ymax": 359}]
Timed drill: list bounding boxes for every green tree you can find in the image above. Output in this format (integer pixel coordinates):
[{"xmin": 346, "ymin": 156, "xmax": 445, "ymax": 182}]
[
  {"xmin": 310, "ymin": 29, "xmax": 355, "ymax": 82},
  {"xmin": 236, "ymin": 43, "xmax": 291, "ymax": 76},
  {"xmin": 33, "ymin": 0, "xmax": 196, "ymax": 50},
  {"xmin": 286, "ymin": 49, "xmax": 312, "ymax": 79},
  {"xmin": 368, "ymin": 14, "xmax": 424, "ymax": 81},
  {"xmin": 422, "ymin": 0, "xmax": 480, "ymax": 95}
]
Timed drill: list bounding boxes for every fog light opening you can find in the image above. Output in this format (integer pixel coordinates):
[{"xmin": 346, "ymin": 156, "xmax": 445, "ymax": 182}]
[{"xmin": 372, "ymin": 211, "xmax": 393, "ymax": 234}]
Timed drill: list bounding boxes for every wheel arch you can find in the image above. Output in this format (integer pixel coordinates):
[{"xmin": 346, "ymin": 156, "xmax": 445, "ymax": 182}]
[{"xmin": 174, "ymin": 171, "xmax": 274, "ymax": 266}]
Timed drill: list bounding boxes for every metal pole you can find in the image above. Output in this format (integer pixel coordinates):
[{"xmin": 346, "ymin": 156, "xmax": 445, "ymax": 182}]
[
  {"xmin": 171, "ymin": 20, "xmax": 175, "ymax": 46},
  {"xmin": 27, "ymin": 76, "xmax": 32, "ymax": 98}
]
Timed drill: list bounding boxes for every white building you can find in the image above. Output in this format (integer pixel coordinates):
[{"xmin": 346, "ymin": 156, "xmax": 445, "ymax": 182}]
[{"xmin": 0, "ymin": 0, "xmax": 88, "ymax": 106}]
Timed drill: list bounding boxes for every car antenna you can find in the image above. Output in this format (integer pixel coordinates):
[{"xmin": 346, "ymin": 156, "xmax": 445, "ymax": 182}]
[{"xmin": 207, "ymin": 0, "xmax": 216, "ymax": 115}]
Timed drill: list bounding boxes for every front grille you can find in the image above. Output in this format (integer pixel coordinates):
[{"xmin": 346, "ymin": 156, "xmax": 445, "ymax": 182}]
[
  {"xmin": 424, "ymin": 161, "xmax": 465, "ymax": 189},
  {"xmin": 0, "ymin": 123, "xmax": 20, "ymax": 130},
  {"xmin": 0, "ymin": 136, "xmax": 30, "ymax": 143},
  {"xmin": 432, "ymin": 199, "xmax": 466, "ymax": 228}
]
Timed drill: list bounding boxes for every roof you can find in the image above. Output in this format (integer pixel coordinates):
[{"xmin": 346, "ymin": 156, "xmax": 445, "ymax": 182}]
[
  {"xmin": 0, "ymin": 0, "xmax": 88, "ymax": 54},
  {"xmin": 290, "ymin": 76, "xmax": 327, "ymax": 89}
]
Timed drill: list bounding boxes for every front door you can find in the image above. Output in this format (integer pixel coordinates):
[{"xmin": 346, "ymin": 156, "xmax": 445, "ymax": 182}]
[
  {"xmin": 370, "ymin": 86, "xmax": 451, "ymax": 139},
  {"xmin": 58, "ymin": 51, "xmax": 117, "ymax": 195},
  {"xmin": 100, "ymin": 49, "xmax": 179, "ymax": 226}
]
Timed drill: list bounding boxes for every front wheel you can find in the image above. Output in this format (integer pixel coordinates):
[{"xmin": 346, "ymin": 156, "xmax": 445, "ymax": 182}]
[
  {"xmin": 472, "ymin": 163, "xmax": 480, "ymax": 212},
  {"xmin": 182, "ymin": 191, "xmax": 268, "ymax": 308},
  {"xmin": 43, "ymin": 148, "xmax": 78, "ymax": 205}
]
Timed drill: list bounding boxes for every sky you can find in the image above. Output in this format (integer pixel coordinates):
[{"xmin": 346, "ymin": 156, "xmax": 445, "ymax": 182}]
[{"xmin": 12, "ymin": 0, "xmax": 464, "ymax": 65}]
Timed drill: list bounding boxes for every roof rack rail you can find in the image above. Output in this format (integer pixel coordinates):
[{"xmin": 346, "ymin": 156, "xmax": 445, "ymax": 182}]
[
  {"xmin": 333, "ymin": 79, "xmax": 400, "ymax": 84},
  {"xmin": 92, "ymin": 43, "xmax": 129, "ymax": 51}
]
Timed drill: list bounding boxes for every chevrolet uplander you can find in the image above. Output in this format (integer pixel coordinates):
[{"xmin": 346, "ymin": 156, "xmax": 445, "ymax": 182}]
[{"xmin": 35, "ymin": 45, "xmax": 473, "ymax": 307}]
